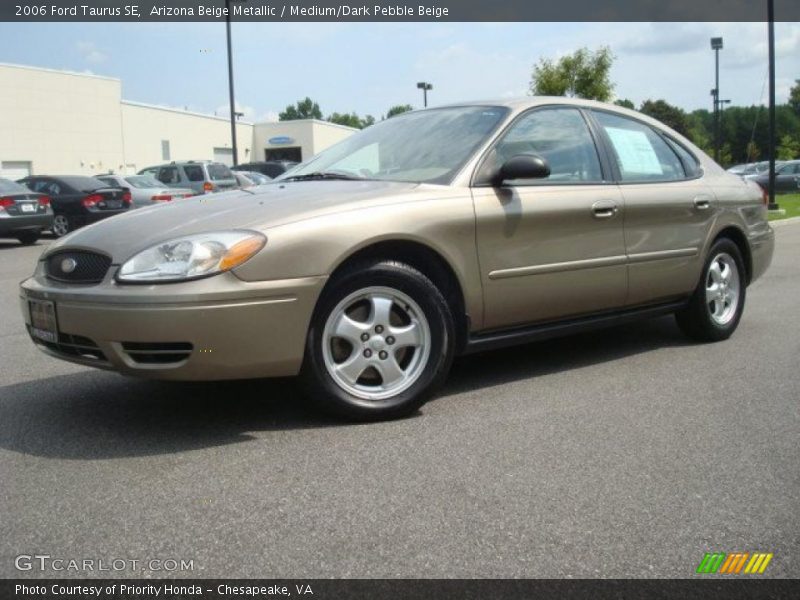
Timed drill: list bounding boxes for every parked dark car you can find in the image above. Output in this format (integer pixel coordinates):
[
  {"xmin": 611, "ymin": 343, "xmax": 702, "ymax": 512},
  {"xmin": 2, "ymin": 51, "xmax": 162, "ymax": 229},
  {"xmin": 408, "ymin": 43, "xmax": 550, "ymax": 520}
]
[
  {"xmin": 18, "ymin": 175, "xmax": 131, "ymax": 237},
  {"xmin": 232, "ymin": 161, "xmax": 297, "ymax": 179},
  {"xmin": 752, "ymin": 160, "xmax": 800, "ymax": 193},
  {"xmin": 0, "ymin": 177, "xmax": 54, "ymax": 245}
]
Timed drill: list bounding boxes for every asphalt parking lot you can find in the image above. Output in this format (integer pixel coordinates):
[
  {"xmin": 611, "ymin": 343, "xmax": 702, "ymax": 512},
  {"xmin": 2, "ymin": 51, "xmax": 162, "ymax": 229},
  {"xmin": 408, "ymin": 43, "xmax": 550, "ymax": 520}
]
[{"xmin": 1, "ymin": 224, "xmax": 798, "ymax": 579}]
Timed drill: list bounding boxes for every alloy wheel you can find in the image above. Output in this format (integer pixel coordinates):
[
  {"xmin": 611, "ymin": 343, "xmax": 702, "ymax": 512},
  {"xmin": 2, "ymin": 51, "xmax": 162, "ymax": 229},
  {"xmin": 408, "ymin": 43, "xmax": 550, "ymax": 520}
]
[
  {"xmin": 705, "ymin": 252, "xmax": 740, "ymax": 326},
  {"xmin": 321, "ymin": 286, "xmax": 431, "ymax": 402}
]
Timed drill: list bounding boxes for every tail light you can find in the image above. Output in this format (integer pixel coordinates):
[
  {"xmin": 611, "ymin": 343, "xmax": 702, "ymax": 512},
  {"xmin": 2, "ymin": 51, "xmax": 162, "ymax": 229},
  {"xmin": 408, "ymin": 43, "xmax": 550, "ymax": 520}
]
[
  {"xmin": 203, "ymin": 182, "xmax": 214, "ymax": 193},
  {"xmin": 38, "ymin": 196, "xmax": 51, "ymax": 207},
  {"xmin": 151, "ymin": 194, "xmax": 173, "ymax": 202},
  {"xmin": 0, "ymin": 197, "xmax": 14, "ymax": 208},
  {"xmin": 761, "ymin": 186, "xmax": 769, "ymax": 206},
  {"xmin": 81, "ymin": 193, "xmax": 103, "ymax": 208},
  {"xmin": 122, "ymin": 191, "xmax": 132, "ymax": 205}
]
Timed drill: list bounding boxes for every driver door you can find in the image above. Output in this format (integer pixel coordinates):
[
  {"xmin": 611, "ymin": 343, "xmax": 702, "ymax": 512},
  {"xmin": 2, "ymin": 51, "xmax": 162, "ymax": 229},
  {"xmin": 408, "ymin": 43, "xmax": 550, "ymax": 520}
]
[{"xmin": 471, "ymin": 106, "xmax": 628, "ymax": 331}]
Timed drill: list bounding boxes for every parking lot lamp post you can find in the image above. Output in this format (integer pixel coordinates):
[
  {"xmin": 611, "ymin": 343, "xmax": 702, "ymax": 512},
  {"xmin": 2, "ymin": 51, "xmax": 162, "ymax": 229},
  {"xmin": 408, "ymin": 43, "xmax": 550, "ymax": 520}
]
[
  {"xmin": 417, "ymin": 82, "xmax": 433, "ymax": 107},
  {"xmin": 710, "ymin": 37, "xmax": 723, "ymax": 164},
  {"xmin": 225, "ymin": 0, "xmax": 238, "ymax": 166},
  {"xmin": 767, "ymin": 0, "xmax": 779, "ymax": 210}
]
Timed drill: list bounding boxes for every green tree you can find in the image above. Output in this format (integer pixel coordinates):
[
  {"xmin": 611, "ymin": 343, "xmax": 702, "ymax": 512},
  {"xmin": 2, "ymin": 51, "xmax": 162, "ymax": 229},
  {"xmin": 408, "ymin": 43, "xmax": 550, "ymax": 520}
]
[
  {"xmin": 327, "ymin": 112, "xmax": 376, "ymax": 129},
  {"xmin": 386, "ymin": 104, "xmax": 414, "ymax": 118},
  {"xmin": 327, "ymin": 112, "xmax": 363, "ymax": 128},
  {"xmin": 777, "ymin": 134, "xmax": 800, "ymax": 160},
  {"xmin": 686, "ymin": 111, "xmax": 713, "ymax": 156},
  {"xmin": 279, "ymin": 97, "xmax": 322, "ymax": 121},
  {"xmin": 614, "ymin": 98, "xmax": 635, "ymax": 109},
  {"xmin": 529, "ymin": 47, "xmax": 615, "ymax": 101},
  {"xmin": 789, "ymin": 79, "xmax": 800, "ymax": 115},
  {"xmin": 639, "ymin": 99, "xmax": 690, "ymax": 137},
  {"xmin": 745, "ymin": 140, "xmax": 761, "ymax": 162}
]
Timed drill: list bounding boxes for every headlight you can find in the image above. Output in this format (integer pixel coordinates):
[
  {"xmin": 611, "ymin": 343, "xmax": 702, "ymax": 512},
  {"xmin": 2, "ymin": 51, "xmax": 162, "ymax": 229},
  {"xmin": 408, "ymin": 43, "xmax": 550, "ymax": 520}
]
[{"xmin": 117, "ymin": 231, "xmax": 266, "ymax": 283}]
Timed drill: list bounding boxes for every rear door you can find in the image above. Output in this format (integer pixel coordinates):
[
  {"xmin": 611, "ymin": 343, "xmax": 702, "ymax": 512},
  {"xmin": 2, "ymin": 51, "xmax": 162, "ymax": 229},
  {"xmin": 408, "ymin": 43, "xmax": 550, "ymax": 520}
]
[
  {"xmin": 589, "ymin": 110, "xmax": 717, "ymax": 306},
  {"xmin": 472, "ymin": 106, "xmax": 627, "ymax": 331}
]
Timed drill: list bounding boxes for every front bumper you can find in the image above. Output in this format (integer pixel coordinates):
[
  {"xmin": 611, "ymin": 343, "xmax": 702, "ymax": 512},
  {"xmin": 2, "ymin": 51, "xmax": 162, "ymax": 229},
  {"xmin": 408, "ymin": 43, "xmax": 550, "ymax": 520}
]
[{"xmin": 19, "ymin": 270, "xmax": 326, "ymax": 380}]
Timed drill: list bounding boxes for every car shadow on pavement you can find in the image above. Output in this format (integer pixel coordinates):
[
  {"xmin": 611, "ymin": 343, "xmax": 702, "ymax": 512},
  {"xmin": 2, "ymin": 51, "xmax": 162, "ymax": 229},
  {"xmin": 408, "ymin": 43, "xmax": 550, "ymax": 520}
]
[
  {"xmin": 0, "ymin": 375, "xmax": 343, "ymax": 460},
  {"xmin": 0, "ymin": 315, "xmax": 690, "ymax": 460},
  {"xmin": 440, "ymin": 314, "xmax": 691, "ymax": 397}
]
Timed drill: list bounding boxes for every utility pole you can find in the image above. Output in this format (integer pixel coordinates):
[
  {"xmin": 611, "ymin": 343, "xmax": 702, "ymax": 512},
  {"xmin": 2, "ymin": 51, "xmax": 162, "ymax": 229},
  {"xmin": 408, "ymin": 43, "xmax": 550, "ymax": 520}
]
[
  {"xmin": 767, "ymin": 0, "xmax": 779, "ymax": 210},
  {"xmin": 225, "ymin": 0, "xmax": 238, "ymax": 166}
]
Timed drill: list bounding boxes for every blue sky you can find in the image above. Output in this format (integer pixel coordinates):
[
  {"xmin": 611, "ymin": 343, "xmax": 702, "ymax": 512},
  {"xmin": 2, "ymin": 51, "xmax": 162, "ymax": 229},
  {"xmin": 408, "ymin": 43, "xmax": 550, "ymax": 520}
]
[{"xmin": 2, "ymin": 22, "xmax": 798, "ymax": 122}]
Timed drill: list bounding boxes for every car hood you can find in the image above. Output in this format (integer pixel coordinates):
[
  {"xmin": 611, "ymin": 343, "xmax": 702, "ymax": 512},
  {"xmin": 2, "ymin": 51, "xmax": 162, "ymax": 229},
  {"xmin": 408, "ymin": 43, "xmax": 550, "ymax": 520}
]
[{"xmin": 45, "ymin": 180, "xmax": 433, "ymax": 262}]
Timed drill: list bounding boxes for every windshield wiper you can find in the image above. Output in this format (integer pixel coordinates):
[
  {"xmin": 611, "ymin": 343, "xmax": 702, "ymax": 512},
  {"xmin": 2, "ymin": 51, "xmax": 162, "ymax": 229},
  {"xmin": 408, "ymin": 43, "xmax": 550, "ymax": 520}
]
[{"xmin": 281, "ymin": 171, "xmax": 365, "ymax": 182}]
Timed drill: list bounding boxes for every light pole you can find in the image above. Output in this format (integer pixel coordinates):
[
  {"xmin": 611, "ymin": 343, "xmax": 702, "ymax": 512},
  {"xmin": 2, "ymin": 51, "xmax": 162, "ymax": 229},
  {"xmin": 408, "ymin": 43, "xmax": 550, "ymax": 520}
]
[
  {"xmin": 710, "ymin": 37, "xmax": 723, "ymax": 164},
  {"xmin": 416, "ymin": 81, "xmax": 433, "ymax": 108},
  {"xmin": 767, "ymin": 0, "xmax": 779, "ymax": 210},
  {"xmin": 225, "ymin": 0, "xmax": 238, "ymax": 166}
]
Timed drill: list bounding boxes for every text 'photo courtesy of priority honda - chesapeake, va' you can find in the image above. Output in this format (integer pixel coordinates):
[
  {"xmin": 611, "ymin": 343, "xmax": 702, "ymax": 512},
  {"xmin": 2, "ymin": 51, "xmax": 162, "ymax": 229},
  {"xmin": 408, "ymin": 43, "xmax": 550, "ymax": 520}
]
[{"xmin": 0, "ymin": 1, "xmax": 798, "ymax": 599}]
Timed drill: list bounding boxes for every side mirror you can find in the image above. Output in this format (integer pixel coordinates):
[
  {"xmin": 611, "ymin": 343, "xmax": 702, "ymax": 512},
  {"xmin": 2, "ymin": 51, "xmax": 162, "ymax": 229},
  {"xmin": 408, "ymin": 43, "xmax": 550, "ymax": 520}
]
[{"xmin": 495, "ymin": 154, "xmax": 550, "ymax": 185}]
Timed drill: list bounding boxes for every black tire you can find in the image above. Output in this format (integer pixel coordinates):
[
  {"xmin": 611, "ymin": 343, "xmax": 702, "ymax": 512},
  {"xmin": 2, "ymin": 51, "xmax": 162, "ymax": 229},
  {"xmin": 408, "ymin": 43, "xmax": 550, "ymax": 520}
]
[
  {"xmin": 52, "ymin": 214, "xmax": 71, "ymax": 237},
  {"xmin": 16, "ymin": 231, "xmax": 40, "ymax": 245},
  {"xmin": 675, "ymin": 238, "xmax": 747, "ymax": 342},
  {"xmin": 300, "ymin": 260, "xmax": 455, "ymax": 421}
]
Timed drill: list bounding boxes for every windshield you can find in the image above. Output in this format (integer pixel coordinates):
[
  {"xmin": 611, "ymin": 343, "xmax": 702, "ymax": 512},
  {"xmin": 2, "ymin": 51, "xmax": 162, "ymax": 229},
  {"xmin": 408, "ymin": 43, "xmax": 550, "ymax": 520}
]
[
  {"xmin": 125, "ymin": 175, "xmax": 162, "ymax": 189},
  {"xmin": 282, "ymin": 106, "xmax": 509, "ymax": 185}
]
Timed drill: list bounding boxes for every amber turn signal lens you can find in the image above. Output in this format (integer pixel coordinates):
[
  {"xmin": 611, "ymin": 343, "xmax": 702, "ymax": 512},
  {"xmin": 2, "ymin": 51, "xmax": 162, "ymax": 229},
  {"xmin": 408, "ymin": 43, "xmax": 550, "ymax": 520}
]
[{"xmin": 219, "ymin": 235, "xmax": 266, "ymax": 271}]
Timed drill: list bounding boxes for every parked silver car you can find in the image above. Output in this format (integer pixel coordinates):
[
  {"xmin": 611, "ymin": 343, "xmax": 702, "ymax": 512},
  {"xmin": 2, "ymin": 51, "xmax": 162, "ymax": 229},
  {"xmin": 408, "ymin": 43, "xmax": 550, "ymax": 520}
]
[{"xmin": 97, "ymin": 174, "xmax": 194, "ymax": 209}]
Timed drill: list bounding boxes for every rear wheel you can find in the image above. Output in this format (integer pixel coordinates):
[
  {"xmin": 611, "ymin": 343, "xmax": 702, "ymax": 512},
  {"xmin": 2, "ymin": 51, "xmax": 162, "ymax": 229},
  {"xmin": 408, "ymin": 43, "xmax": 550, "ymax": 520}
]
[
  {"xmin": 675, "ymin": 238, "xmax": 746, "ymax": 342},
  {"xmin": 52, "ymin": 214, "xmax": 71, "ymax": 237},
  {"xmin": 301, "ymin": 260, "xmax": 455, "ymax": 421},
  {"xmin": 16, "ymin": 231, "xmax": 40, "ymax": 245}
]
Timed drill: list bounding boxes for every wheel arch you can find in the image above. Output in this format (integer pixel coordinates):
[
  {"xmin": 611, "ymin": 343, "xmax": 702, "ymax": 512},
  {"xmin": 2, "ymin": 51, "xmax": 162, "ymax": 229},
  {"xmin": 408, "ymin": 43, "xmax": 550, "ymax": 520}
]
[
  {"xmin": 322, "ymin": 239, "xmax": 470, "ymax": 353},
  {"xmin": 713, "ymin": 226, "xmax": 752, "ymax": 285}
]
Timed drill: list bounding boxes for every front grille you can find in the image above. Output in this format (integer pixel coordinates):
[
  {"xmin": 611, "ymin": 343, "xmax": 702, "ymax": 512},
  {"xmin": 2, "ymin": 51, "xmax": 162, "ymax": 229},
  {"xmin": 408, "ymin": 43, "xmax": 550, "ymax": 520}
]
[
  {"xmin": 29, "ymin": 328, "xmax": 107, "ymax": 362},
  {"xmin": 46, "ymin": 250, "xmax": 111, "ymax": 283},
  {"xmin": 121, "ymin": 342, "xmax": 193, "ymax": 365}
]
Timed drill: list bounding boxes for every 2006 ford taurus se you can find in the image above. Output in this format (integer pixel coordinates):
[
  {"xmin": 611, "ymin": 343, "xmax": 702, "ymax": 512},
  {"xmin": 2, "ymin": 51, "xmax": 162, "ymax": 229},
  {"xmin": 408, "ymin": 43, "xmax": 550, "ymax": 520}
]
[{"xmin": 20, "ymin": 98, "xmax": 774, "ymax": 420}]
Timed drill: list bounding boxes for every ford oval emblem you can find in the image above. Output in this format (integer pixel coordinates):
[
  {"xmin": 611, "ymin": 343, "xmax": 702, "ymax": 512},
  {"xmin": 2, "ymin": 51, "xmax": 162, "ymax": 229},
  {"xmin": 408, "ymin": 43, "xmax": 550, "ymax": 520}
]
[
  {"xmin": 61, "ymin": 258, "xmax": 77, "ymax": 274},
  {"xmin": 268, "ymin": 135, "xmax": 294, "ymax": 145}
]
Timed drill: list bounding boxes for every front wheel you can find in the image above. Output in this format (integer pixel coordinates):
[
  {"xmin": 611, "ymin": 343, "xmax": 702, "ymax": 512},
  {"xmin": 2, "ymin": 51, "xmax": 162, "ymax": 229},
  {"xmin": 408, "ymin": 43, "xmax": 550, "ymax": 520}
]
[
  {"xmin": 301, "ymin": 261, "xmax": 455, "ymax": 421},
  {"xmin": 675, "ymin": 238, "xmax": 746, "ymax": 342}
]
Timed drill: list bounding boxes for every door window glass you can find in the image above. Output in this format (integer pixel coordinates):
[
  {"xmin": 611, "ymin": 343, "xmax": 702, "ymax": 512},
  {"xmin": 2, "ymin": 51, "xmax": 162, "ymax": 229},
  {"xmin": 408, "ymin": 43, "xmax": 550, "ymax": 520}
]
[
  {"xmin": 481, "ymin": 108, "xmax": 603, "ymax": 184},
  {"xmin": 158, "ymin": 167, "xmax": 180, "ymax": 184},
  {"xmin": 183, "ymin": 165, "xmax": 204, "ymax": 182},
  {"xmin": 594, "ymin": 111, "xmax": 686, "ymax": 182}
]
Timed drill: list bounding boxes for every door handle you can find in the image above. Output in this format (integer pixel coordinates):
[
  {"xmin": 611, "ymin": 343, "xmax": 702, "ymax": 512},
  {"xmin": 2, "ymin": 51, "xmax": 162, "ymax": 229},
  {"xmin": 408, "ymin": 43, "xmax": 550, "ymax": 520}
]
[
  {"xmin": 591, "ymin": 200, "xmax": 618, "ymax": 219},
  {"xmin": 693, "ymin": 196, "xmax": 711, "ymax": 210}
]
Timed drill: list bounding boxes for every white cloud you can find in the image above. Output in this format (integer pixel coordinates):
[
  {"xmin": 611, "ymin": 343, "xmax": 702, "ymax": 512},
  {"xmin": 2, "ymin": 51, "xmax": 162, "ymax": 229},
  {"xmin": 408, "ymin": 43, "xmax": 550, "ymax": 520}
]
[{"xmin": 76, "ymin": 41, "xmax": 107, "ymax": 64}]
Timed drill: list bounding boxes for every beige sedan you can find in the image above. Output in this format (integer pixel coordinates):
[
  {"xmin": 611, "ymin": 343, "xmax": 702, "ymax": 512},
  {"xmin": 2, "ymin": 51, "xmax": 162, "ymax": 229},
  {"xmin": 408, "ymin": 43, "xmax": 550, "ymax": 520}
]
[{"xmin": 20, "ymin": 98, "xmax": 774, "ymax": 420}]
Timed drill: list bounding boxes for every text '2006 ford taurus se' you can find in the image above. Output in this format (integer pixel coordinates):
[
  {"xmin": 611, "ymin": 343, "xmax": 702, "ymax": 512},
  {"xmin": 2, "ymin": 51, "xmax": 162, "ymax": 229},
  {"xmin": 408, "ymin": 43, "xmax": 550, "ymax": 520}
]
[{"xmin": 20, "ymin": 98, "xmax": 774, "ymax": 420}]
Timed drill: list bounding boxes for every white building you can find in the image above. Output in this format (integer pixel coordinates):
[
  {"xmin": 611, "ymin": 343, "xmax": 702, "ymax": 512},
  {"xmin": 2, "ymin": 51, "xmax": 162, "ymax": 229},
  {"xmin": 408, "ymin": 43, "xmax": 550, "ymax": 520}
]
[{"xmin": 0, "ymin": 63, "xmax": 357, "ymax": 179}]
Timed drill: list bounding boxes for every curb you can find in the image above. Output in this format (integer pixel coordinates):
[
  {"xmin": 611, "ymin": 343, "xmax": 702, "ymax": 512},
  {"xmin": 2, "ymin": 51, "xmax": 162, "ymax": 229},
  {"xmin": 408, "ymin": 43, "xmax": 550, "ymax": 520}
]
[{"xmin": 770, "ymin": 216, "xmax": 800, "ymax": 228}]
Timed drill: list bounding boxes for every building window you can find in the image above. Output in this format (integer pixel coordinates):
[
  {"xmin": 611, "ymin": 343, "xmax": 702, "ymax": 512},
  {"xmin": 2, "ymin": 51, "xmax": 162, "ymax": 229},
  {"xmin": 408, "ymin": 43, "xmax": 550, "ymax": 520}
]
[
  {"xmin": 161, "ymin": 140, "xmax": 171, "ymax": 161},
  {"xmin": 265, "ymin": 147, "xmax": 302, "ymax": 162}
]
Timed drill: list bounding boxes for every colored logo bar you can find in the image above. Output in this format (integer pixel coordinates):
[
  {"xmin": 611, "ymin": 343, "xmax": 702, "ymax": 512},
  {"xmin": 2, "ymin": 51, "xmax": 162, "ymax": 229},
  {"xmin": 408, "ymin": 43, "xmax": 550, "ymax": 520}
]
[{"xmin": 696, "ymin": 552, "xmax": 773, "ymax": 574}]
